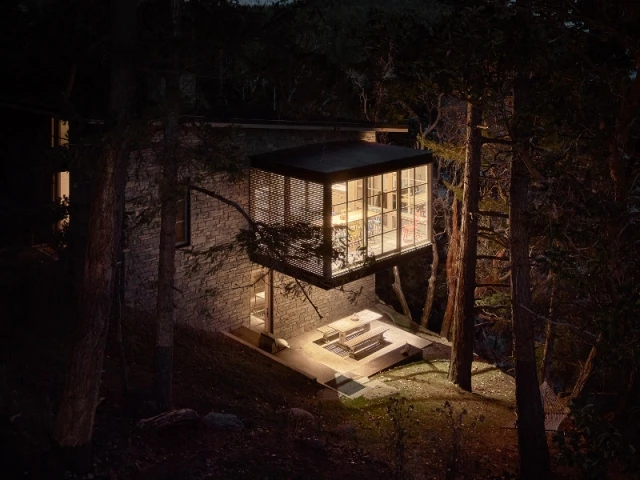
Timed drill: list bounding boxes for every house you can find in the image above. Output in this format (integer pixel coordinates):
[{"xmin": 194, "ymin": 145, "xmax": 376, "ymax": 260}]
[
  {"xmin": 0, "ymin": 106, "xmax": 70, "ymax": 249},
  {"xmin": 123, "ymin": 120, "xmax": 434, "ymax": 339}
]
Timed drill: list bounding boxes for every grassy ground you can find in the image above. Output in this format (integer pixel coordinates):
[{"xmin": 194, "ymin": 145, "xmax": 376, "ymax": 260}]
[
  {"xmin": 318, "ymin": 345, "xmax": 521, "ymax": 479},
  {"xmin": 1, "ymin": 251, "xmax": 541, "ymax": 480}
]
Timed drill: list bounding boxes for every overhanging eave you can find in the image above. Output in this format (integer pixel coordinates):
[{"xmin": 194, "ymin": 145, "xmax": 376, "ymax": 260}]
[{"xmin": 250, "ymin": 244, "xmax": 432, "ymax": 290}]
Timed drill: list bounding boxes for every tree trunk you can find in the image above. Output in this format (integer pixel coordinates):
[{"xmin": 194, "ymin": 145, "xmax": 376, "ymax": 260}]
[
  {"xmin": 113, "ymin": 213, "xmax": 129, "ymax": 397},
  {"xmin": 53, "ymin": 0, "xmax": 136, "ymax": 471},
  {"xmin": 113, "ymin": 292, "xmax": 129, "ymax": 397},
  {"xmin": 615, "ymin": 368, "xmax": 637, "ymax": 419},
  {"xmin": 570, "ymin": 332, "xmax": 602, "ymax": 401},
  {"xmin": 53, "ymin": 144, "xmax": 129, "ymax": 470},
  {"xmin": 421, "ymin": 234, "xmax": 439, "ymax": 329},
  {"xmin": 392, "ymin": 266, "xmax": 413, "ymax": 322},
  {"xmin": 590, "ymin": 23, "xmax": 640, "ymax": 418},
  {"xmin": 441, "ymin": 198, "xmax": 460, "ymax": 339},
  {"xmin": 510, "ymin": 151, "xmax": 549, "ymax": 479},
  {"xmin": 510, "ymin": 76, "xmax": 550, "ymax": 479},
  {"xmin": 448, "ymin": 102, "xmax": 482, "ymax": 392},
  {"xmin": 509, "ymin": 1, "xmax": 551, "ymax": 474},
  {"xmin": 539, "ymin": 273, "xmax": 556, "ymax": 383},
  {"xmin": 154, "ymin": 0, "xmax": 181, "ymax": 413},
  {"xmin": 609, "ymin": 52, "xmax": 640, "ymax": 206},
  {"xmin": 154, "ymin": 156, "xmax": 178, "ymax": 412}
]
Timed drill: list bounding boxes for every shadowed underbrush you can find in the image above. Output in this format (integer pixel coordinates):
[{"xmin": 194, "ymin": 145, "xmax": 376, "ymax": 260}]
[{"xmin": 2, "ymin": 252, "xmax": 532, "ymax": 479}]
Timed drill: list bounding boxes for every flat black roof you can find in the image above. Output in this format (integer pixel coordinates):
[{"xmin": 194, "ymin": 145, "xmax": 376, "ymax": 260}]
[{"xmin": 250, "ymin": 141, "xmax": 433, "ymax": 183}]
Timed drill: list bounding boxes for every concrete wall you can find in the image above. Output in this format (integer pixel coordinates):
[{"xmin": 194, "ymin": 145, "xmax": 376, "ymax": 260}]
[{"xmin": 124, "ymin": 126, "xmax": 377, "ymax": 335}]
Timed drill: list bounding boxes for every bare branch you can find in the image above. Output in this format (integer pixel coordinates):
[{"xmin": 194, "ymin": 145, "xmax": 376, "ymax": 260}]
[
  {"xmin": 477, "ymin": 255, "xmax": 510, "ymax": 261},
  {"xmin": 478, "ymin": 210, "xmax": 509, "ymax": 218},
  {"xmin": 420, "ymin": 93, "xmax": 444, "ymax": 139},
  {"xmin": 190, "ymin": 184, "xmax": 329, "ymax": 318},
  {"xmin": 478, "ymin": 232, "xmax": 509, "ymax": 249},
  {"xmin": 475, "ymin": 304, "xmax": 510, "ymax": 311},
  {"xmin": 519, "ymin": 304, "xmax": 598, "ymax": 338},
  {"xmin": 190, "ymin": 185, "xmax": 255, "ymax": 227},
  {"xmin": 481, "ymin": 137, "xmax": 512, "ymax": 145},
  {"xmin": 293, "ymin": 278, "xmax": 322, "ymax": 319}
]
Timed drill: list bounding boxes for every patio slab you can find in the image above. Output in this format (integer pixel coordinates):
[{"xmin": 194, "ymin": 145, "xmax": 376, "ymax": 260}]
[
  {"xmin": 284, "ymin": 313, "xmax": 432, "ymax": 376},
  {"xmin": 274, "ymin": 347, "xmax": 339, "ymax": 384},
  {"xmin": 228, "ymin": 306, "xmax": 434, "ymax": 399}
]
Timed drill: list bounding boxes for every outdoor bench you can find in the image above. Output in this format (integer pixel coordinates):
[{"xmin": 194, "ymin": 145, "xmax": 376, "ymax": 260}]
[
  {"xmin": 317, "ymin": 325, "xmax": 339, "ymax": 342},
  {"xmin": 339, "ymin": 326, "xmax": 389, "ymax": 358}
]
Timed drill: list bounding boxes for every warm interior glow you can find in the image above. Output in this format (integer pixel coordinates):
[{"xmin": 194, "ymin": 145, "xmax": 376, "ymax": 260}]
[
  {"xmin": 58, "ymin": 171, "xmax": 70, "ymax": 199},
  {"xmin": 52, "ymin": 119, "xmax": 71, "ymax": 230},
  {"xmin": 331, "ymin": 165, "xmax": 431, "ymax": 274},
  {"xmin": 249, "ymin": 164, "xmax": 432, "ymax": 282},
  {"xmin": 59, "ymin": 121, "xmax": 69, "ymax": 145},
  {"xmin": 53, "ymin": 171, "xmax": 70, "ymax": 230}
]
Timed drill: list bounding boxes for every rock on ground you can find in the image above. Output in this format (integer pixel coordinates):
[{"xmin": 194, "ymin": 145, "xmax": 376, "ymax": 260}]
[
  {"xmin": 202, "ymin": 412, "xmax": 244, "ymax": 431},
  {"xmin": 284, "ymin": 407, "xmax": 316, "ymax": 425}
]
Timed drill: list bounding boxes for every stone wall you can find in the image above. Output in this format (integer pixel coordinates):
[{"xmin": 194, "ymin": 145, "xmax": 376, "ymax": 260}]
[
  {"xmin": 124, "ymin": 126, "xmax": 378, "ymax": 335},
  {"xmin": 271, "ymin": 273, "xmax": 376, "ymax": 338}
]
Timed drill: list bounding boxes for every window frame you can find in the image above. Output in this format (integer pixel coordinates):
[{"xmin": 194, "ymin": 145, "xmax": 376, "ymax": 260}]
[{"xmin": 331, "ymin": 164, "xmax": 431, "ymax": 274}]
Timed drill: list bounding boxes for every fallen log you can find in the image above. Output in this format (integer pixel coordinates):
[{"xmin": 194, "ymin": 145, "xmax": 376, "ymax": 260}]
[{"xmin": 137, "ymin": 408, "xmax": 200, "ymax": 431}]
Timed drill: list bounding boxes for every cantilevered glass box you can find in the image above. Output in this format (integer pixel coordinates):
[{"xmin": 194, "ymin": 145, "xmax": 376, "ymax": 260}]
[{"xmin": 249, "ymin": 141, "xmax": 433, "ymax": 288}]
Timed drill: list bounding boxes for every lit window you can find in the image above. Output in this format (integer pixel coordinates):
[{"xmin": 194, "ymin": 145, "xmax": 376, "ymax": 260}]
[
  {"xmin": 52, "ymin": 119, "xmax": 70, "ymax": 230},
  {"xmin": 332, "ymin": 165, "xmax": 431, "ymax": 273}
]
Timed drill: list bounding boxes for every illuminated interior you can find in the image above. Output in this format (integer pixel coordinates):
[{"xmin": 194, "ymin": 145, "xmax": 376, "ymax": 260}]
[
  {"xmin": 52, "ymin": 119, "xmax": 70, "ymax": 230},
  {"xmin": 330, "ymin": 165, "xmax": 431, "ymax": 273},
  {"xmin": 249, "ymin": 141, "xmax": 433, "ymax": 288}
]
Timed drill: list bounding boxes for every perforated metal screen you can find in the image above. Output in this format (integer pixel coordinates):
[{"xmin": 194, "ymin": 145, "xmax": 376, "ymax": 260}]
[{"xmin": 250, "ymin": 168, "xmax": 326, "ymax": 277}]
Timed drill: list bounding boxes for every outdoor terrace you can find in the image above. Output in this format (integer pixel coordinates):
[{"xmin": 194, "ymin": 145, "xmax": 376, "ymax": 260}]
[{"xmin": 229, "ymin": 306, "xmax": 434, "ymax": 398}]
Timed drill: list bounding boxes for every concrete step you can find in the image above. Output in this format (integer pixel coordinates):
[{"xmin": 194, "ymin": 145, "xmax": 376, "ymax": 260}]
[{"xmin": 274, "ymin": 348, "xmax": 338, "ymax": 384}]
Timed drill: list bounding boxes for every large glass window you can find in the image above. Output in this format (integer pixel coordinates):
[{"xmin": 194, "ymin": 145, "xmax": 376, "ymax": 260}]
[
  {"xmin": 332, "ymin": 164, "xmax": 431, "ymax": 273},
  {"xmin": 332, "ymin": 179, "xmax": 364, "ymax": 270},
  {"xmin": 414, "ymin": 165, "xmax": 429, "ymax": 243},
  {"xmin": 400, "ymin": 187, "xmax": 414, "ymax": 248},
  {"xmin": 382, "ymin": 172, "xmax": 397, "ymax": 253},
  {"xmin": 367, "ymin": 174, "xmax": 382, "ymax": 258}
]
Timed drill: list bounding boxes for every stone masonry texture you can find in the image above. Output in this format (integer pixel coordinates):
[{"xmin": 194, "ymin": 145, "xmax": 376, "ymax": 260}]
[{"xmin": 124, "ymin": 126, "xmax": 378, "ymax": 335}]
